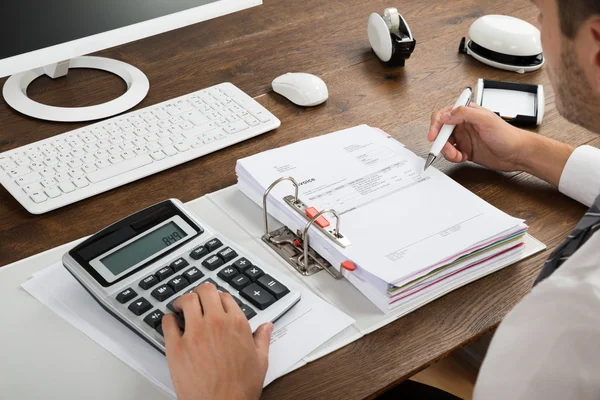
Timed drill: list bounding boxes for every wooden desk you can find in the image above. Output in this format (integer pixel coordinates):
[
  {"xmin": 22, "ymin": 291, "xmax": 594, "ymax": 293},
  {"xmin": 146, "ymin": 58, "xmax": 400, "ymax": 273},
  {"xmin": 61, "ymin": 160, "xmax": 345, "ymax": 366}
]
[{"xmin": 0, "ymin": 0, "xmax": 592, "ymax": 398}]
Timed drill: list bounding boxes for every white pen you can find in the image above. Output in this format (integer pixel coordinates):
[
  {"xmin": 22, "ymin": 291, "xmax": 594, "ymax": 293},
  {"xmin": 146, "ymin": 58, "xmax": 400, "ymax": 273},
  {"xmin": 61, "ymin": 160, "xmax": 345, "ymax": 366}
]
[{"xmin": 424, "ymin": 87, "xmax": 473, "ymax": 171}]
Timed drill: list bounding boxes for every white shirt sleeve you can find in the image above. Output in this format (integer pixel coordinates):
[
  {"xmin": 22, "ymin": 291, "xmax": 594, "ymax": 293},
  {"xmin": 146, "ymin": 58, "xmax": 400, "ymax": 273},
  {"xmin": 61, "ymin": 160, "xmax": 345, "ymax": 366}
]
[
  {"xmin": 473, "ymin": 233, "xmax": 600, "ymax": 400},
  {"xmin": 558, "ymin": 145, "xmax": 600, "ymax": 207}
]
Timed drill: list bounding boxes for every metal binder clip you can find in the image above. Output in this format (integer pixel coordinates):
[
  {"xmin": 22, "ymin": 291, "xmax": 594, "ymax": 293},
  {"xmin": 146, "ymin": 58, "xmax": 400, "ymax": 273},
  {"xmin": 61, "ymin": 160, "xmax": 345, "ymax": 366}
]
[{"xmin": 261, "ymin": 176, "xmax": 349, "ymax": 279}]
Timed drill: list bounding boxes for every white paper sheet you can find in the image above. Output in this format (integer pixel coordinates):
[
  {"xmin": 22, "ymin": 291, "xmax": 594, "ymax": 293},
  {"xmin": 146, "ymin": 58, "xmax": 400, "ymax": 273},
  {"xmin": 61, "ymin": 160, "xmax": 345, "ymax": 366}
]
[
  {"xmin": 481, "ymin": 88, "xmax": 536, "ymax": 118},
  {"xmin": 22, "ymin": 263, "xmax": 354, "ymax": 396}
]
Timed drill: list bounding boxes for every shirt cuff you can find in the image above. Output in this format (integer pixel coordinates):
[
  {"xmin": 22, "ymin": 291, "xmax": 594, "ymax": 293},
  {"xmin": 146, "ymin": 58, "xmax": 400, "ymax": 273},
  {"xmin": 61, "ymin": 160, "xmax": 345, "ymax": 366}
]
[{"xmin": 558, "ymin": 145, "xmax": 600, "ymax": 208}]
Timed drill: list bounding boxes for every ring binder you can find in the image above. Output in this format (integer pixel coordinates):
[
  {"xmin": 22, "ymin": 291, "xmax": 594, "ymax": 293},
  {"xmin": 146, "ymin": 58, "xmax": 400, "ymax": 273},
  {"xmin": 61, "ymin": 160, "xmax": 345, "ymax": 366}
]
[{"xmin": 261, "ymin": 176, "xmax": 350, "ymax": 279}]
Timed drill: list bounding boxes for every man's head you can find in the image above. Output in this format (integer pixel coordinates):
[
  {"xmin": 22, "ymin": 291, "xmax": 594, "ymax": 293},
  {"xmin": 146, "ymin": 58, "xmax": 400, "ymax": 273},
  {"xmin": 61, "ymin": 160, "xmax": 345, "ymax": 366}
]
[{"xmin": 535, "ymin": 0, "xmax": 600, "ymax": 132}]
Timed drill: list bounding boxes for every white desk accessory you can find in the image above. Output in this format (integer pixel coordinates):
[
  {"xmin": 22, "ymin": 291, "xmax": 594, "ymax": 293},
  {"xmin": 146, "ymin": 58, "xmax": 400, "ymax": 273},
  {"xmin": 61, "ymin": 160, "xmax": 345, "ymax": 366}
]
[
  {"xmin": 271, "ymin": 73, "xmax": 328, "ymax": 107},
  {"xmin": 368, "ymin": 7, "xmax": 416, "ymax": 66},
  {"xmin": 0, "ymin": 82, "xmax": 280, "ymax": 215},
  {"xmin": 458, "ymin": 15, "xmax": 544, "ymax": 73},
  {"xmin": 475, "ymin": 78, "xmax": 545, "ymax": 126}
]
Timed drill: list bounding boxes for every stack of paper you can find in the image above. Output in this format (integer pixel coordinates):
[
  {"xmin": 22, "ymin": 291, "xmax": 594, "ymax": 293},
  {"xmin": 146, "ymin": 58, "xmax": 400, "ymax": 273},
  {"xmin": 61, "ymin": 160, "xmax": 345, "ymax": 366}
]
[{"xmin": 236, "ymin": 125, "xmax": 527, "ymax": 313}]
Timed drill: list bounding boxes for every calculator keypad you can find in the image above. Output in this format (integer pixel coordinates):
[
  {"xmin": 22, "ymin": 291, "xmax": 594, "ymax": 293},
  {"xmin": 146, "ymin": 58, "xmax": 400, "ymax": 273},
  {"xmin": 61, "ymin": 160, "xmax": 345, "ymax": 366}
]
[{"xmin": 115, "ymin": 236, "xmax": 291, "ymax": 338}]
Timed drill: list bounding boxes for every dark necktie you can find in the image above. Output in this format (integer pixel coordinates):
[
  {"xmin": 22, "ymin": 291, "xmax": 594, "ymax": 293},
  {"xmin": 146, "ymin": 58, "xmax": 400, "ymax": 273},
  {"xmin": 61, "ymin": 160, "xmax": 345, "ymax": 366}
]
[{"xmin": 535, "ymin": 194, "xmax": 600, "ymax": 285}]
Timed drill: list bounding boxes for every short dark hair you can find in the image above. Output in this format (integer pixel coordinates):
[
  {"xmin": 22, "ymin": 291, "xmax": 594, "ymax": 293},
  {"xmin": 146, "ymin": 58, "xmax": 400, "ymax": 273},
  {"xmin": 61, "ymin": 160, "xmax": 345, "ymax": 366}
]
[{"xmin": 557, "ymin": 0, "xmax": 600, "ymax": 38}]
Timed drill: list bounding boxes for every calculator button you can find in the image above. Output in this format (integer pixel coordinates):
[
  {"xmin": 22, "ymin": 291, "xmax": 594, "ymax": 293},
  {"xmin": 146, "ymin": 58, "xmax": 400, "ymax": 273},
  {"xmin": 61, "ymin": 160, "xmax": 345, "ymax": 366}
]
[
  {"xmin": 198, "ymin": 278, "xmax": 218, "ymax": 288},
  {"xmin": 233, "ymin": 257, "xmax": 253, "ymax": 272},
  {"xmin": 202, "ymin": 255, "xmax": 224, "ymax": 271},
  {"xmin": 170, "ymin": 258, "xmax": 189, "ymax": 272},
  {"xmin": 240, "ymin": 303, "xmax": 257, "ymax": 320},
  {"xmin": 244, "ymin": 266, "xmax": 264, "ymax": 282},
  {"xmin": 182, "ymin": 267, "xmax": 204, "ymax": 283},
  {"xmin": 156, "ymin": 324, "xmax": 164, "ymax": 336},
  {"xmin": 139, "ymin": 275, "xmax": 159, "ymax": 290},
  {"xmin": 257, "ymin": 275, "xmax": 290, "ymax": 300},
  {"xmin": 205, "ymin": 238, "xmax": 223, "ymax": 252},
  {"xmin": 167, "ymin": 276, "xmax": 189, "ymax": 293},
  {"xmin": 217, "ymin": 247, "xmax": 238, "ymax": 263},
  {"xmin": 217, "ymin": 266, "xmax": 239, "ymax": 282},
  {"xmin": 155, "ymin": 266, "xmax": 174, "ymax": 281},
  {"xmin": 143, "ymin": 309, "xmax": 165, "ymax": 328},
  {"xmin": 240, "ymin": 283, "xmax": 276, "ymax": 310},
  {"xmin": 190, "ymin": 246, "xmax": 208, "ymax": 260},
  {"xmin": 229, "ymin": 274, "xmax": 251, "ymax": 291},
  {"xmin": 128, "ymin": 297, "xmax": 152, "ymax": 315},
  {"xmin": 151, "ymin": 284, "xmax": 175, "ymax": 301},
  {"xmin": 116, "ymin": 288, "xmax": 137, "ymax": 304}
]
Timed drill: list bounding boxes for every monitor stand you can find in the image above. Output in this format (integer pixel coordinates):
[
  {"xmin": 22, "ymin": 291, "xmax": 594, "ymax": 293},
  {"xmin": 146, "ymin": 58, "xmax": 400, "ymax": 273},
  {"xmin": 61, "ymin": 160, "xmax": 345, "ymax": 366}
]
[{"xmin": 2, "ymin": 56, "xmax": 149, "ymax": 123}]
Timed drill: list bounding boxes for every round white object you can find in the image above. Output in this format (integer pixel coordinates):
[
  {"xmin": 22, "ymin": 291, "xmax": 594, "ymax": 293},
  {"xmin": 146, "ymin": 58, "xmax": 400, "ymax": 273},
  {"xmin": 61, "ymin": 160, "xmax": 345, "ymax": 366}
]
[
  {"xmin": 368, "ymin": 13, "xmax": 393, "ymax": 62},
  {"xmin": 469, "ymin": 15, "xmax": 542, "ymax": 57},
  {"xmin": 3, "ymin": 56, "xmax": 149, "ymax": 122}
]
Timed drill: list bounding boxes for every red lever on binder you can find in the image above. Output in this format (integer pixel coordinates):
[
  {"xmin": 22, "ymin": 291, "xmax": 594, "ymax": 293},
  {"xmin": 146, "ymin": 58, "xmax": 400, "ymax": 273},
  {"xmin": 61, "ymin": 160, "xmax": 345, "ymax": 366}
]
[{"xmin": 305, "ymin": 207, "xmax": 330, "ymax": 228}]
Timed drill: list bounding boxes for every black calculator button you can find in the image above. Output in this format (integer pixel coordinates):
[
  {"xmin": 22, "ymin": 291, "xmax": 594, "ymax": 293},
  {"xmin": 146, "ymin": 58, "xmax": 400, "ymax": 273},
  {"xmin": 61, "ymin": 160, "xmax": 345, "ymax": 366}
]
[
  {"xmin": 217, "ymin": 247, "xmax": 238, "ymax": 263},
  {"xmin": 240, "ymin": 283, "xmax": 275, "ymax": 310},
  {"xmin": 139, "ymin": 275, "xmax": 159, "ymax": 290},
  {"xmin": 168, "ymin": 275, "xmax": 189, "ymax": 293},
  {"xmin": 167, "ymin": 299, "xmax": 178, "ymax": 313},
  {"xmin": 156, "ymin": 324, "xmax": 164, "ymax": 336},
  {"xmin": 151, "ymin": 284, "xmax": 175, "ymax": 301},
  {"xmin": 240, "ymin": 303, "xmax": 256, "ymax": 320},
  {"xmin": 232, "ymin": 296, "xmax": 244, "ymax": 307},
  {"xmin": 190, "ymin": 246, "xmax": 208, "ymax": 260},
  {"xmin": 155, "ymin": 266, "xmax": 174, "ymax": 281},
  {"xmin": 198, "ymin": 277, "xmax": 218, "ymax": 288},
  {"xmin": 205, "ymin": 238, "xmax": 223, "ymax": 252},
  {"xmin": 257, "ymin": 275, "xmax": 290, "ymax": 300},
  {"xmin": 116, "ymin": 288, "xmax": 137, "ymax": 304},
  {"xmin": 244, "ymin": 266, "xmax": 264, "ymax": 282},
  {"xmin": 182, "ymin": 267, "xmax": 204, "ymax": 283},
  {"xmin": 170, "ymin": 258, "xmax": 189, "ymax": 272},
  {"xmin": 230, "ymin": 274, "xmax": 251, "ymax": 291},
  {"xmin": 233, "ymin": 257, "xmax": 253, "ymax": 272},
  {"xmin": 128, "ymin": 297, "xmax": 152, "ymax": 315},
  {"xmin": 202, "ymin": 255, "xmax": 224, "ymax": 271},
  {"xmin": 217, "ymin": 265, "xmax": 239, "ymax": 282},
  {"xmin": 144, "ymin": 309, "xmax": 165, "ymax": 328}
]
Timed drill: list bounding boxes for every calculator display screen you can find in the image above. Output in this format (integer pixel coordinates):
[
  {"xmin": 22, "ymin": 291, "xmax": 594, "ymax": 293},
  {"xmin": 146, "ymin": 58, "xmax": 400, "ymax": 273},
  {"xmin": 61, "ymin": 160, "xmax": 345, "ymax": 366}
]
[{"xmin": 100, "ymin": 221, "xmax": 188, "ymax": 276}]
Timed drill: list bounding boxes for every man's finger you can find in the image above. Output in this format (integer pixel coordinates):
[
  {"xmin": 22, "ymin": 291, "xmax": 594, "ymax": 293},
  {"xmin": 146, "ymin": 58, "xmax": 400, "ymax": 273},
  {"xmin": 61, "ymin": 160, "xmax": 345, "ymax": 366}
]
[
  {"xmin": 173, "ymin": 292, "xmax": 203, "ymax": 326},
  {"xmin": 427, "ymin": 105, "xmax": 453, "ymax": 142},
  {"xmin": 219, "ymin": 291, "xmax": 242, "ymax": 315},
  {"xmin": 194, "ymin": 283, "xmax": 224, "ymax": 315},
  {"xmin": 441, "ymin": 142, "xmax": 460, "ymax": 162},
  {"xmin": 162, "ymin": 313, "xmax": 182, "ymax": 346},
  {"xmin": 254, "ymin": 322, "xmax": 274, "ymax": 371},
  {"xmin": 442, "ymin": 105, "xmax": 487, "ymax": 126}
]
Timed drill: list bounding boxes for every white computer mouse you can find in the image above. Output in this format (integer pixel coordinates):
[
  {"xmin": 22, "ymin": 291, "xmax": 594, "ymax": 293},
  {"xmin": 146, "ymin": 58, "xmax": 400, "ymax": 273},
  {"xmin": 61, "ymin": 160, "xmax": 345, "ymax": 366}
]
[{"xmin": 272, "ymin": 73, "xmax": 328, "ymax": 107}]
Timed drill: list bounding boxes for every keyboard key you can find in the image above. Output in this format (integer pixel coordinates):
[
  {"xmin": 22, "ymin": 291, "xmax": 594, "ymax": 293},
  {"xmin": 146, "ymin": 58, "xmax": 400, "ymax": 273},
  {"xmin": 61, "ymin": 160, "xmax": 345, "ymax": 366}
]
[
  {"xmin": 189, "ymin": 246, "xmax": 208, "ymax": 260},
  {"xmin": 22, "ymin": 182, "xmax": 42, "ymax": 194},
  {"xmin": 59, "ymin": 181, "xmax": 76, "ymax": 193},
  {"xmin": 230, "ymin": 274, "xmax": 251, "ymax": 291},
  {"xmin": 30, "ymin": 191, "xmax": 48, "ymax": 203},
  {"xmin": 217, "ymin": 247, "xmax": 238, "ymax": 263},
  {"xmin": 202, "ymin": 255, "xmax": 224, "ymax": 271},
  {"xmin": 16, "ymin": 172, "xmax": 42, "ymax": 186},
  {"xmin": 139, "ymin": 275, "xmax": 159, "ymax": 289},
  {"xmin": 205, "ymin": 238, "xmax": 223, "ymax": 252},
  {"xmin": 143, "ymin": 310, "xmax": 165, "ymax": 328},
  {"xmin": 244, "ymin": 266, "xmax": 264, "ymax": 282},
  {"xmin": 41, "ymin": 178, "xmax": 57, "ymax": 188},
  {"xmin": 128, "ymin": 297, "xmax": 152, "ymax": 315},
  {"xmin": 217, "ymin": 266, "xmax": 239, "ymax": 282},
  {"xmin": 162, "ymin": 146, "xmax": 178, "ymax": 156},
  {"xmin": 182, "ymin": 267, "xmax": 204, "ymax": 283},
  {"xmin": 155, "ymin": 266, "xmax": 174, "ymax": 281},
  {"xmin": 150, "ymin": 150, "xmax": 166, "ymax": 161},
  {"xmin": 167, "ymin": 276, "xmax": 189, "ymax": 293},
  {"xmin": 224, "ymin": 121, "xmax": 249, "ymax": 134},
  {"xmin": 170, "ymin": 258, "xmax": 189, "ymax": 272},
  {"xmin": 240, "ymin": 283, "xmax": 276, "ymax": 310},
  {"xmin": 116, "ymin": 288, "xmax": 137, "ymax": 304},
  {"xmin": 257, "ymin": 275, "xmax": 290, "ymax": 300},
  {"xmin": 73, "ymin": 177, "xmax": 89, "ymax": 188},
  {"xmin": 87, "ymin": 154, "xmax": 153, "ymax": 183},
  {"xmin": 240, "ymin": 303, "xmax": 256, "ymax": 320},
  {"xmin": 55, "ymin": 173, "xmax": 70, "ymax": 182},
  {"xmin": 233, "ymin": 257, "xmax": 253, "ymax": 272},
  {"xmin": 44, "ymin": 187, "xmax": 62, "ymax": 199},
  {"xmin": 68, "ymin": 168, "xmax": 84, "ymax": 178},
  {"xmin": 151, "ymin": 284, "xmax": 175, "ymax": 301}
]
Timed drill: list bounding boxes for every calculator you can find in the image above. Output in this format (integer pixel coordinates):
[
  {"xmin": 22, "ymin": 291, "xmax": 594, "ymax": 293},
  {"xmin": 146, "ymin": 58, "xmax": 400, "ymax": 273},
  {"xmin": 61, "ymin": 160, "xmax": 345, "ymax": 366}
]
[{"xmin": 62, "ymin": 199, "xmax": 301, "ymax": 353}]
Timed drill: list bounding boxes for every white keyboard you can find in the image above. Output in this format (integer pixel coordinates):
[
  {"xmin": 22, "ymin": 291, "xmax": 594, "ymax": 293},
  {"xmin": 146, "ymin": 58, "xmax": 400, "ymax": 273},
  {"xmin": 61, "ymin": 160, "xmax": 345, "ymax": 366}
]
[{"xmin": 0, "ymin": 83, "xmax": 280, "ymax": 214}]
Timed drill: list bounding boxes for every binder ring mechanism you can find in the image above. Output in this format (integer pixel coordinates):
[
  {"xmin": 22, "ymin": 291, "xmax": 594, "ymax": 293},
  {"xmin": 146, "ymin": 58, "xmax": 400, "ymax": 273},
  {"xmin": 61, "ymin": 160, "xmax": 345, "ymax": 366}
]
[{"xmin": 261, "ymin": 176, "xmax": 352, "ymax": 279}]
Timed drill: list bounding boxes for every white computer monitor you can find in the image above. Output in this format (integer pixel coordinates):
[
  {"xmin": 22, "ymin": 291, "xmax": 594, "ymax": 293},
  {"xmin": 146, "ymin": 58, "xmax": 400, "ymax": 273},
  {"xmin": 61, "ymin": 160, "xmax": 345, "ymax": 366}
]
[{"xmin": 0, "ymin": 0, "xmax": 260, "ymax": 122}]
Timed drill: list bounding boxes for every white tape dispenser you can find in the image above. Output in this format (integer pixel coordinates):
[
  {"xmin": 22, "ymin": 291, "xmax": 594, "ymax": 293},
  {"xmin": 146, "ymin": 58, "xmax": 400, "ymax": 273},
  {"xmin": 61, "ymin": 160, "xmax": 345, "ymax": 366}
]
[{"xmin": 368, "ymin": 8, "xmax": 416, "ymax": 66}]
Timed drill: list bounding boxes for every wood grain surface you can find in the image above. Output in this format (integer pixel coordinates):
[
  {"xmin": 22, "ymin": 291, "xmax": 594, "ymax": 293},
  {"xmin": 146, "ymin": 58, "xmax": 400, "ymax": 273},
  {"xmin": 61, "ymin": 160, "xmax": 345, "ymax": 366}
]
[{"xmin": 0, "ymin": 1, "xmax": 594, "ymax": 399}]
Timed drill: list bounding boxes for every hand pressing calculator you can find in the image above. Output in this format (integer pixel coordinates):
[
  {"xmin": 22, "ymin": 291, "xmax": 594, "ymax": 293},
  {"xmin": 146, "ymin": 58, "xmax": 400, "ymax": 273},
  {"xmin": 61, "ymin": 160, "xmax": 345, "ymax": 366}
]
[{"xmin": 62, "ymin": 199, "xmax": 301, "ymax": 353}]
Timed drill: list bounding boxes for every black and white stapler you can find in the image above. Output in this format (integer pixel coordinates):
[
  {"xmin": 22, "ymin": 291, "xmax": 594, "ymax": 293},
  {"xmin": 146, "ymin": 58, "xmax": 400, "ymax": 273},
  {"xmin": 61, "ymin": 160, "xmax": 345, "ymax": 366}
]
[{"xmin": 368, "ymin": 8, "xmax": 416, "ymax": 66}]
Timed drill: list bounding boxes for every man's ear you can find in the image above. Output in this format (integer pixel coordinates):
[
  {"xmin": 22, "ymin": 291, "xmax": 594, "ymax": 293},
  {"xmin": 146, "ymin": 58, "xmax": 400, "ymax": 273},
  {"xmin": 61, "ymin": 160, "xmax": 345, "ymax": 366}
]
[{"xmin": 592, "ymin": 20, "xmax": 600, "ymax": 93}]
